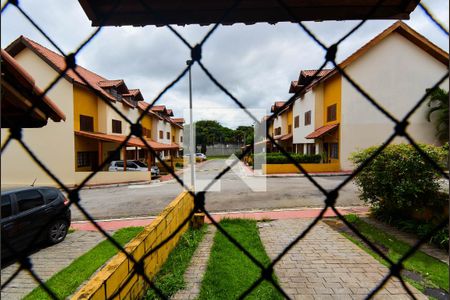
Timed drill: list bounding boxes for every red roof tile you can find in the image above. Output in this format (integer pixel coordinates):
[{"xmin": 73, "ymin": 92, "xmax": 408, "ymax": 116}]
[
  {"xmin": 171, "ymin": 118, "xmax": 185, "ymax": 124},
  {"xmin": 1, "ymin": 49, "xmax": 66, "ymax": 125},
  {"xmin": 74, "ymin": 130, "xmax": 180, "ymax": 150},
  {"xmin": 6, "ymin": 36, "xmax": 117, "ymax": 102},
  {"xmin": 305, "ymin": 124, "xmax": 339, "ymax": 139}
]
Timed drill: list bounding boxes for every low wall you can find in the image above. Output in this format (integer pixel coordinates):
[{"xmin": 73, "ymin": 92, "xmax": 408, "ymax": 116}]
[
  {"xmin": 71, "ymin": 191, "xmax": 195, "ymax": 299},
  {"xmin": 75, "ymin": 171, "xmax": 151, "ymax": 186},
  {"xmin": 262, "ymin": 163, "xmax": 341, "ymax": 174}
]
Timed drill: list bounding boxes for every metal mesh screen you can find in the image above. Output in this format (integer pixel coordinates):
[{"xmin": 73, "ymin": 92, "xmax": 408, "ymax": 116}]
[{"xmin": 1, "ymin": 0, "xmax": 448, "ymax": 299}]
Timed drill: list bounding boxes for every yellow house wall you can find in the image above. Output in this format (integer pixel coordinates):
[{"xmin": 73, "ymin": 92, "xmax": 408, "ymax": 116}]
[
  {"xmin": 73, "ymin": 86, "xmax": 98, "ymax": 132},
  {"xmin": 323, "ymin": 74, "xmax": 341, "ymax": 126},
  {"xmin": 322, "ymin": 74, "xmax": 342, "ymax": 165},
  {"xmin": 287, "ymin": 108, "xmax": 293, "ymax": 133},
  {"xmin": 1, "ymin": 48, "xmax": 76, "ymax": 188},
  {"xmin": 74, "ymin": 136, "xmax": 98, "ymax": 172},
  {"xmin": 262, "ymin": 163, "xmax": 341, "ymax": 174},
  {"xmin": 141, "ymin": 114, "xmax": 153, "ymax": 138}
]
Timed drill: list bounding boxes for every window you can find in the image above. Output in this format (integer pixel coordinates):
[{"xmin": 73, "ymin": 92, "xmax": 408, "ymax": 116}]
[
  {"xmin": 142, "ymin": 128, "xmax": 151, "ymax": 138},
  {"xmin": 126, "ymin": 162, "xmax": 137, "ymax": 169},
  {"xmin": 77, "ymin": 151, "xmax": 98, "ymax": 168},
  {"xmin": 167, "ymin": 132, "xmax": 170, "ymax": 140},
  {"xmin": 330, "ymin": 143, "xmax": 339, "ymax": 159},
  {"xmin": 159, "ymin": 130, "xmax": 163, "ymax": 139},
  {"xmin": 304, "ymin": 111, "xmax": 311, "ymax": 126},
  {"xmin": 16, "ymin": 190, "xmax": 45, "ymax": 212},
  {"xmin": 327, "ymin": 104, "xmax": 337, "ymax": 122},
  {"xmin": 115, "ymin": 161, "xmax": 124, "ymax": 168},
  {"xmin": 294, "ymin": 115, "xmax": 300, "ymax": 128},
  {"xmin": 1, "ymin": 195, "xmax": 12, "ymax": 218},
  {"xmin": 80, "ymin": 115, "xmax": 94, "ymax": 132},
  {"xmin": 306, "ymin": 144, "xmax": 315, "ymax": 155},
  {"xmin": 40, "ymin": 188, "xmax": 58, "ymax": 202},
  {"xmin": 180, "ymin": 136, "xmax": 183, "ymax": 143},
  {"xmin": 112, "ymin": 119, "xmax": 122, "ymax": 133},
  {"xmin": 275, "ymin": 127, "xmax": 281, "ymax": 135}
]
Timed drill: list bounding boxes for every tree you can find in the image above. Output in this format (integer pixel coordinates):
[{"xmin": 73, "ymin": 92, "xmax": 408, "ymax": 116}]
[{"xmin": 426, "ymin": 87, "xmax": 449, "ymax": 143}]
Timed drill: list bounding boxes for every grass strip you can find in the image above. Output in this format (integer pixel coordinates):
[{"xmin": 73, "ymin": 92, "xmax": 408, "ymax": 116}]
[
  {"xmin": 24, "ymin": 227, "xmax": 143, "ymax": 300},
  {"xmin": 145, "ymin": 226, "xmax": 207, "ymax": 299},
  {"xmin": 343, "ymin": 214, "xmax": 448, "ymax": 292},
  {"xmin": 199, "ymin": 219, "xmax": 283, "ymax": 300}
]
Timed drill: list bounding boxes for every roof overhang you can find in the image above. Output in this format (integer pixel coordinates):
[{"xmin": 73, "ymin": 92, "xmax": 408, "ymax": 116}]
[
  {"xmin": 78, "ymin": 0, "xmax": 420, "ymax": 27},
  {"xmin": 75, "ymin": 130, "xmax": 180, "ymax": 150},
  {"xmin": 1, "ymin": 49, "xmax": 66, "ymax": 128},
  {"xmin": 305, "ymin": 123, "xmax": 338, "ymax": 139}
]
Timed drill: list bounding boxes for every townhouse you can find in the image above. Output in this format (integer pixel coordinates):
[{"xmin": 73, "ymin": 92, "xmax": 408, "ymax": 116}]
[
  {"xmin": 1, "ymin": 36, "xmax": 183, "ymax": 187},
  {"xmin": 268, "ymin": 21, "xmax": 448, "ymax": 171}
]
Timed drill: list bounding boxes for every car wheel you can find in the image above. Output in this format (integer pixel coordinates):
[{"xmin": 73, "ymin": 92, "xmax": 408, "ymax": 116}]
[{"xmin": 47, "ymin": 219, "xmax": 68, "ymax": 244}]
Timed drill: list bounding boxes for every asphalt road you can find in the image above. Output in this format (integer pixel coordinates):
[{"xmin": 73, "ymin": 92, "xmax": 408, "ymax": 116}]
[{"xmin": 72, "ymin": 159, "xmax": 364, "ymax": 221}]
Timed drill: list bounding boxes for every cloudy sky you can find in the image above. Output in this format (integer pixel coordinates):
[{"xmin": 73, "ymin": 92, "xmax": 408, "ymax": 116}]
[{"xmin": 1, "ymin": 0, "xmax": 448, "ymax": 128}]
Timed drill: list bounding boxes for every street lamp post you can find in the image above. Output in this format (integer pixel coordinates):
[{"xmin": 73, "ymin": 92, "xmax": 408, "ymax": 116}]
[{"xmin": 187, "ymin": 60, "xmax": 195, "ymax": 190}]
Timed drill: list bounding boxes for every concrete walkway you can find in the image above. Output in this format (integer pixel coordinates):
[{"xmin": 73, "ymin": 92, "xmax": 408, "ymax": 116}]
[
  {"xmin": 172, "ymin": 226, "xmax": 217, "ymax": 300},
  {"xmin": 258, "ymin": 219, "xmax": 426, "ymax": 299},
  {"xmin": 71, "ymin": 207, "xmax": 369, "ymax": 231},
  {"xmin": 362, "ymin": 217, "xmax": 448, "ymax": 264},
  {"xmin": 1, "ymin": 231, "xmax": 106, "ymax": 300}
]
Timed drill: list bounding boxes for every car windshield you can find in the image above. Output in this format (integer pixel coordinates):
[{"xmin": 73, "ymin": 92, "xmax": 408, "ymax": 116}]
[{"xmin": 133, "ymin": 161, "xmax": 147, "ymax": 167}]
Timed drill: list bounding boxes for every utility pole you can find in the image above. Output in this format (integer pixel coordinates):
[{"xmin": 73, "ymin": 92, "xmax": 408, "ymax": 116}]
[{"xmin": 187, "ymin": 60, "xmax": 195, "ymax": 190}]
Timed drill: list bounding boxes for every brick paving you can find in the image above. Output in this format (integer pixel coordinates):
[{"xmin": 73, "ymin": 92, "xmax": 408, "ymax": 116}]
[
  {"xmin": 172, "ymin": 226, "xmax": 217, "ymax": 300},
  {"xmin": 258, "ymin": 219, "xmax": 427, "ymax": 299},
  {"xmin": 1, "ymin": 231, "xmax": 106, "ymax": 300}
]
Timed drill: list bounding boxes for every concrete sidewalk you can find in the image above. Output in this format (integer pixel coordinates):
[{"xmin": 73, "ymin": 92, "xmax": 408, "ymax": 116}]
[
  {"xmin": 70, "ymin": 206, "xmax": 369, "ymax": 231},
  {"xmin": 1, "ymin": 231, "xmax": 106, "ymax": 300},
  {"xmin": 259, "ymin": 219, "xmax": 426, "ymax": 299}
]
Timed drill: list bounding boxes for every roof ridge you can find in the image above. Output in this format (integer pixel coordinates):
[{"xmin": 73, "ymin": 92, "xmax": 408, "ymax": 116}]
[{"xmin": 21, "ymin": 36, "xmax": 109, "ymax": 82}]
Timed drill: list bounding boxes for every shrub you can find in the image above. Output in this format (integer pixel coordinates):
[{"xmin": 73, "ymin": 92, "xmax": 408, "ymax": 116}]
[
  {"xmin": 252, "ymin": 152, "xmax": 321, "ymax": 166},
  {"xmin": 350, "ymin": 143, "xmax": 448, "ymax": 218}
]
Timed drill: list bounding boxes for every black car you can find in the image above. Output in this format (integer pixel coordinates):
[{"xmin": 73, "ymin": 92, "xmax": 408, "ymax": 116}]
[{"xmin": 1, "ymin": 187, "xmax": 71, "ymax": 259}]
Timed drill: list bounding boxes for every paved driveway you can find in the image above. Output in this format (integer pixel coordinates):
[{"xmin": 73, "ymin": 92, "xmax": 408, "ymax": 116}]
[
  {"xmin": 259, "ymin": 219, "xmax": 426, "ymax": 299},
  {"xmin": 1, "ymin": 231, "xmax": 105, "ymax": 299},
  {"xmin": 72, "ymin": 159, "xmax": 362, "ymax": 221}
]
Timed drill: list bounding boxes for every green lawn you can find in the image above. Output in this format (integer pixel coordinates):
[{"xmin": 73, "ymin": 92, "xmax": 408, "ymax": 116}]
[
  {"xmin": 199, "ymin": 219, "xmax": 283, "ymax": 300},
  {"xmin": 24, "ymin": 227, "xmax": 143, "ymax": 300},
  {"xmin": 145, "ymin": 226, "xmax": 207, "ymax": 299},
  {"xmin": 343, "ymin": 215, "xmax": 449, "ymax": 292}
]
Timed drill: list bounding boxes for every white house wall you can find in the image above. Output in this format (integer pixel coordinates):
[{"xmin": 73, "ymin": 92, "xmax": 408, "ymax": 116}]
[
  {"xmin": 1, "ymin": 48, "xmax": 75, "ymax": 187},
  {"xmin": 293, "ymin": 92, "xmax": 315, "ymax": 144},
  {"xmin": 340, "ymin": 32, "xmax": 448, "ymax": 170}
]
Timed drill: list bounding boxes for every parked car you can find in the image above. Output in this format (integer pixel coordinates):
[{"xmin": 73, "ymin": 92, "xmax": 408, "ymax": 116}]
[
  {"xmin": 108, "ymin": 160, "xmax": 159, "ymax": 176},
  {"xmin": 1, "ymin": 187, "xmax": 71, "ymax": 259},
  {"xmin": 196, "ymin": 153, "xmax": 207, "ymax": 161}
]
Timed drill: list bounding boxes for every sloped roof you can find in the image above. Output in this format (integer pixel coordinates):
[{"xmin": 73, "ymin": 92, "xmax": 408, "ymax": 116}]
[
  {"xmin": 320, "ymin": 21, "xmax": 449, "ymax": 85},
  {"xmin": 6, "ymin": 36, "xmax": 117, "ymax": 102},
  {"xmin": 295, "ymin": 21, "xmax": 449, "ymax": 95},
  {"xmin": 75, "ymin": 130, "xmax": 180, "ymax": 150},
  {"xmin": 305, "ymin": 123, "xmax": 339, "ymax": 139},
  {"xmin": 1, "ymin": 49, "xmax": 66, "ymax": 127}
]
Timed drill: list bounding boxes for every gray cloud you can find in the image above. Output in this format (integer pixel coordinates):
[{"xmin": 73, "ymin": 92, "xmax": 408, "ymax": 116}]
[{"xmin": 1, "ymin": 0, "xmax": 448, "ymax": 126}]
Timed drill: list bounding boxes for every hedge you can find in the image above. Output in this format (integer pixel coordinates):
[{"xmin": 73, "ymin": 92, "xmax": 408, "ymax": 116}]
[{"xmin": 250, "ymin": 152, "xmax": 321, "ymax": 165}]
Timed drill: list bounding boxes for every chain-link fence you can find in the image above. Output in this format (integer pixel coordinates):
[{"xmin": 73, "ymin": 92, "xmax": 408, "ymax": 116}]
[{"xmin": 1, "ymin": 0, "xmax": 448, "ymax": 299}]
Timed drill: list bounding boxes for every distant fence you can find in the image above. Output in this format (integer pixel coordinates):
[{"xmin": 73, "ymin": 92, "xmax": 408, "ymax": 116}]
[
  {"xmin": 71, "ymin": 191, "xmax": 194, "ymax": 299},
  {"xmin": 205, "ymin": 144, "xmax": 241, "ymax": 156}
]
